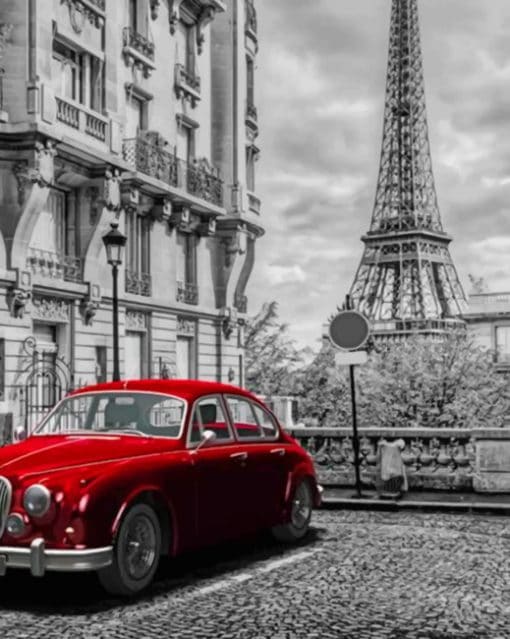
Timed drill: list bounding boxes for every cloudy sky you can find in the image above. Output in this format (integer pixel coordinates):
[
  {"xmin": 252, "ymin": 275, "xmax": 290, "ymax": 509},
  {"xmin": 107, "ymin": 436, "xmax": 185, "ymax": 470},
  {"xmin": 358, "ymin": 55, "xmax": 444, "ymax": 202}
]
[{"xmin": 246, "ymin": 0, "xmax": 510, "ymax": 349}]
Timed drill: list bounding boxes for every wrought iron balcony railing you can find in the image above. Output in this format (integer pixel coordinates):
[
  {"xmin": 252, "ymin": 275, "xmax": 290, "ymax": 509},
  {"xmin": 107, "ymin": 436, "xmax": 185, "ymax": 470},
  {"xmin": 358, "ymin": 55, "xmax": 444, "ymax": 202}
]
[
  {"xmin": 27, "ymin": 247, "xmax": 82, "ymax": 283},
  {"xmin": 245, "ymin": 0, "xmax": 257, "ymax": 35},
  {"xmin": 123, "ymin": 136, "xmax": 224, "ymax": 207},
  {"xmin": 122, "ymin": 26, "xmax": 155, "ymax": 61},
  {"xmin": 123, "ymin": 136, "xmax": 179, "ymax": 187},
  {"xmin": 125, "ymin": 269, "xmax": 152, "ymax": 296},
  {"xmin": 176, "ymin": 281, "xmax": 199, "ymax": 305}
]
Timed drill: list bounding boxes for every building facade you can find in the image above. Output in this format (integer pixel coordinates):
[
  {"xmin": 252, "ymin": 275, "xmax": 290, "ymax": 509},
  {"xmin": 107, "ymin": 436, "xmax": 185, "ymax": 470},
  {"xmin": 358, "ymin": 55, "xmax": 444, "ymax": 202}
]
[
  {"xmin": 464, "ymin": 291, "xmax": 510, "ymax": 372},
  {"xmin": 0, "ymin": 0, "xmax": 263, "ymax": 433}
]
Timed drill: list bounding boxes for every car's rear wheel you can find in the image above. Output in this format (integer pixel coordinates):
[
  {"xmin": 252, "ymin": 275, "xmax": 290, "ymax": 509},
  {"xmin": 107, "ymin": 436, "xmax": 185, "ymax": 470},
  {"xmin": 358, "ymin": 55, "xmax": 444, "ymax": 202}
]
[
  {"xmin": 98, "ymin": 502, "xmax": 162, "ymax": 596},
  {"xmin": 271, "ymin": 479, "xmax": 313, "ymax": 543}
]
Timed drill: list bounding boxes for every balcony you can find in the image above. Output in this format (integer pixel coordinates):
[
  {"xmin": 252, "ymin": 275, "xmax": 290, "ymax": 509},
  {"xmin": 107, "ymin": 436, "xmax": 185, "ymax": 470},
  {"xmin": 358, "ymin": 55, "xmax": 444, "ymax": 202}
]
[
  {"xmin": 123, "ymin": 136, "xmax": 179, "ymax": 187},
  {"xmin": 177, "ymin": 281, "xmax": 199, "ymax": 305},
  {"xmin": 235, "ymin": 293, "xmax": 248, "ymax": 313},
  {"xmin": 125, "ymin": 270, "xmax": 152, "ymax": 296},
  {"xmin": 123, "ymin": 135, "xmax": 224, "ymax": 207},
  {"xmin": 122, "ymin": 27, "xmax": 156, "ymax": 78},
  {"xmin": 247, "ymin": 192, "xmax": 261, "ymax": 215},
  {"xmin": 174, "ymin": 64, "xmax": 201, "ymax": 107},
  {"xmin": 27, "ymin": 248, "xmax": 81, "ymax": 283},
  {"xmin": 56, "ymin": 97, "xmax": 108, "ymax": 143}
]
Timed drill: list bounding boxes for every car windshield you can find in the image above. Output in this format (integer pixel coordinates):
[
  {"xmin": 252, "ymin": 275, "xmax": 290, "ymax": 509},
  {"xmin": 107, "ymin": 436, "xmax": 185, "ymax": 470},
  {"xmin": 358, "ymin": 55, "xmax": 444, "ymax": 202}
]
[{"xmin": 34, "ymin": 392, "xmax": 186, "ymax": 438}]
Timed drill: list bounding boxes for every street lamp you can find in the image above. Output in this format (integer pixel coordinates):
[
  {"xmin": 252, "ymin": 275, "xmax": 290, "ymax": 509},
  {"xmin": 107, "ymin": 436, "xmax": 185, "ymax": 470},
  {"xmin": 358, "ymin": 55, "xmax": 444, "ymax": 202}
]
[{"xmin": 102, "ymin": 222, "xmax": 127, "ymax": 382}]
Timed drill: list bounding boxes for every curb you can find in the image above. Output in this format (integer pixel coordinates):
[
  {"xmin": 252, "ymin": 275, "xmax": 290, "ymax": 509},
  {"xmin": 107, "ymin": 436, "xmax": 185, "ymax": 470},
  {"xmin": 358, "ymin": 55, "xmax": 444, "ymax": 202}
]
[{"xmin": 320, "ymin": 497, "xmax": 510, "ymax": 516}]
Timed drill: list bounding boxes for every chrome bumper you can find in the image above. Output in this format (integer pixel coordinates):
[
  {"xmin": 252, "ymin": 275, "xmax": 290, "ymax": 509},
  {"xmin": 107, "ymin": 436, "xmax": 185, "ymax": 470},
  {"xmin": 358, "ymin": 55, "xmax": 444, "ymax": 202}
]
[
  {"xmin": 0, "ymin": 538, "xmax": 113, "ymax": 577},
  {"xmin": 317, "ymin": 484, "xmax": 324, "ymax": 506}
]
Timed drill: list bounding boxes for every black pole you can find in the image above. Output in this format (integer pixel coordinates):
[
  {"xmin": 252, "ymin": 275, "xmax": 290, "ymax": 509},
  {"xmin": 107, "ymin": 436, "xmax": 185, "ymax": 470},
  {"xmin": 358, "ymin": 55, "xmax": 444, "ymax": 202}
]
[
  {"xmin": 345, "ymin": 293, "xmax": 363, "ymax": 498},
  {"xmin": 112, "ymin": 264, "xmax": 120, "ymax": 382},
  {"xmin": 349, "ymin": 363, "xmax": 363, "ymax": 498}
]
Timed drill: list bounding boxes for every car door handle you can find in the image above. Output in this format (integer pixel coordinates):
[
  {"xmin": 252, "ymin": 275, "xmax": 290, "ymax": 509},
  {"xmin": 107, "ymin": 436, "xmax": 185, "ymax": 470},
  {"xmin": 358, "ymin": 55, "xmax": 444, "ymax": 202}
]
[
  {"xmin": 230, "ymin": 451, "xmax": 248, "ymax": 461},
  {"xmin": 270, "ymin": 448, "xmax": 285, "ymax": 456}
]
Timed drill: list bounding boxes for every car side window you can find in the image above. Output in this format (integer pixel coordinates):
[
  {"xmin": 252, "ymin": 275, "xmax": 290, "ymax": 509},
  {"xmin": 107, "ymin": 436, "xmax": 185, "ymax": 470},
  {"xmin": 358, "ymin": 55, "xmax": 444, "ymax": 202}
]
[
  {"xmin": 190, "ymin": 396, "xmax": 232, "ymax": 444},
  {"xmin": 226, "ymin": 396, "xmax": 263, "ymax": 440},
  {"xmin": 251, "ymin": 403, "xmax": 279, "ymax": 439}
]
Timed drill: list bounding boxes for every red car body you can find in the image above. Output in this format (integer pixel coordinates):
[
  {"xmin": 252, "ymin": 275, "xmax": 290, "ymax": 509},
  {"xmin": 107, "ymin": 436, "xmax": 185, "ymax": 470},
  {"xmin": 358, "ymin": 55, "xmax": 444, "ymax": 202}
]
[{"xmin": 0, "ymin": 380, "xmax": 321, "ymax": 595}]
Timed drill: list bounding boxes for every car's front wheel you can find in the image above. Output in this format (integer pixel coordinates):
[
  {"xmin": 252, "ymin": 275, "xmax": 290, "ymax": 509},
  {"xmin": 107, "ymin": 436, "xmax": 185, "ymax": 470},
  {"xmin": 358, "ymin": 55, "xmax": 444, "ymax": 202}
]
[
  {"xmin": 98, "ymin": 502, "xmax": 162, "ymax": 596},
  {"xmin": 271, "ymin": 479, "xmax": 313, "ymax": 543}
]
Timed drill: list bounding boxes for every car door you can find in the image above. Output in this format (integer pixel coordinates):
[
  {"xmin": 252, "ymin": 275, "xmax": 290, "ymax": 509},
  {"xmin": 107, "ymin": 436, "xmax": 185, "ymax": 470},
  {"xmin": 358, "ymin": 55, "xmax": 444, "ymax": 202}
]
[
  {"xmin": 189, "ymin": 395, "xmax": 252, "ymax": 544},
  {"xmin": 223, "ymin": 395, "xmax": 289, "ymax": 532}
]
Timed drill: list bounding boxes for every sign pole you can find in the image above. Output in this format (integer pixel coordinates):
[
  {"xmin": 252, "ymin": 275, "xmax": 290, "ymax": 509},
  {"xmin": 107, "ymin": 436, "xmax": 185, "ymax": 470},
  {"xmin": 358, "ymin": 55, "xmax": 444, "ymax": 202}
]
[{"xmin": 345, "ymin": 295, "xmax": 364, "ymax": 499}]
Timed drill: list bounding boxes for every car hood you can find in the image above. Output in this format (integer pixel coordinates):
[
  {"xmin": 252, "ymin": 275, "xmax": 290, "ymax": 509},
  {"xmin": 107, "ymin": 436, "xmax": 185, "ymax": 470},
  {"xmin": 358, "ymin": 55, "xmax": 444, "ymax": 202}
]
[{"xmin": 0, "ymin": 434, "xmax": 182, "ymax": 481}]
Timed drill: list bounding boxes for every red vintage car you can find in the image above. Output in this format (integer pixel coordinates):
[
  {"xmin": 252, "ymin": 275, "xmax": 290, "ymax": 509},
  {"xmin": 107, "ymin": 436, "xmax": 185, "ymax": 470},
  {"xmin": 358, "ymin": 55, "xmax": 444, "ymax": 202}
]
[{"xmin": 0, "ymin": 380, "xmax": 322, "ymax": 596}]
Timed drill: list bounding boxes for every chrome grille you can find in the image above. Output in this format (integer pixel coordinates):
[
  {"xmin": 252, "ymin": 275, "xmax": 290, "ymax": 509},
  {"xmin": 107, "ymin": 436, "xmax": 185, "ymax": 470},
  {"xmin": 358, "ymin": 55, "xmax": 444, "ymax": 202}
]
[{"xmin": 0, "ymin": 476, "xmax": 13, "ymax": 538}]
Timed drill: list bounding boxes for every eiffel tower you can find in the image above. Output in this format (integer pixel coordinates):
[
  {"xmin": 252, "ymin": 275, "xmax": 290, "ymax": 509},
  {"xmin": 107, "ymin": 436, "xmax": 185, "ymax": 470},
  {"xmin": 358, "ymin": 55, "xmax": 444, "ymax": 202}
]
[{"xmin": 349, "ymin": 0, "xmax": 467, "ymax": 339}]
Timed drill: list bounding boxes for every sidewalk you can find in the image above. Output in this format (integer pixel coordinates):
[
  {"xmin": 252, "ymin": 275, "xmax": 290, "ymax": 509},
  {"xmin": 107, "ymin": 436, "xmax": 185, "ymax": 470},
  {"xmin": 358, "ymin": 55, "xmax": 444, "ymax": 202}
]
[{"xmin": 321, "ymin": 486, "xmax": 510, "ymax": 515}]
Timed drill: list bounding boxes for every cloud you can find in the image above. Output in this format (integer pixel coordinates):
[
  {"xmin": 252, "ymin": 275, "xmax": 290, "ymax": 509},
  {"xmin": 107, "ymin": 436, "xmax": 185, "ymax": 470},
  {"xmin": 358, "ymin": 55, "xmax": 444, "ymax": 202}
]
[{"xmin": 248, "ymin": 0, "xmax": 510, "ymax": 349}]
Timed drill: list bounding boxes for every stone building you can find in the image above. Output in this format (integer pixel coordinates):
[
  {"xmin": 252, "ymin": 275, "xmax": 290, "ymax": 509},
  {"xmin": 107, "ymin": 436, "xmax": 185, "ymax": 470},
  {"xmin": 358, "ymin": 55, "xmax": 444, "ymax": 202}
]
[
  {"xmin": 0, "ymin": 0, "xmax": 263, "ymax": 433},
  {"xmin": 464, "ymin": 291, "xmax": 510, "ymax": 372}
]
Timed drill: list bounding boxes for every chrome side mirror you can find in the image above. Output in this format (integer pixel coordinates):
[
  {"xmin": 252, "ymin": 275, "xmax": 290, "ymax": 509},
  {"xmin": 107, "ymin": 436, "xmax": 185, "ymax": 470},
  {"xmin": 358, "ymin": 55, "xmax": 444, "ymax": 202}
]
[
  {"xmin": 14, "ymin": 427, "xmax": 27, "ymax": 442},
  {"xmin": 195, "ymin": 429, "xmax": 216, "ymax": 451}
]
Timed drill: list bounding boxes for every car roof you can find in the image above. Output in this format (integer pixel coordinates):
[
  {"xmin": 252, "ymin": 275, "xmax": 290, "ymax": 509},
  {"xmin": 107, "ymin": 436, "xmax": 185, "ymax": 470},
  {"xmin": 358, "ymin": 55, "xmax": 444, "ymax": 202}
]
[{"xmin": 68, "ymin": 379, "xmax": 262, "ymax": 403}]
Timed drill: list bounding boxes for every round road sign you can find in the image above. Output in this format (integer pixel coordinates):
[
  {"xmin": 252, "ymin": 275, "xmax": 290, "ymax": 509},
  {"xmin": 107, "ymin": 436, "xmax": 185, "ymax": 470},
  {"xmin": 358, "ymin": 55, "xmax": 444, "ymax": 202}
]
[{"xmin": 328, "ymin": 310, "xmax": 370, "ymax": 351}]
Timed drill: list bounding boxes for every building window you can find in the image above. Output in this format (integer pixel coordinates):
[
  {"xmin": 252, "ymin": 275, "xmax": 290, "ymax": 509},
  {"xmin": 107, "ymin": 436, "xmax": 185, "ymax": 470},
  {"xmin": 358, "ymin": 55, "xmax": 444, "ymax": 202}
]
[
  {"xmin": 246, "ymin": 146, "xmax": 256, "ymax": 192},
  {"xmin": 246, "ymin": 55, "xmax": 254, "ymax": 106},
  {"xmin": 125, "ymin": 211, "xmax": 151, "ymax": 296},
  {"xmin": 27, "ymin": 188, "xmax": 80, "ymax": 282},
  {"xmin": 495, "ymin": 326, "xmax": 510, "ymax": 363},
  {"xmin": 184, "ymin": 23, "xmax": 196, "ymax": 75},
  {"xmin": 125, "ymin": 95, "xmax": 146, "ymax": 137},
  {"xmin": 52, "ymin": 39, "xmax": 104, "ymax": 112},
  {"xmin": 176, "ymin": 233, "xmax": 198, "ymax": 304},
  {"xmin": 177, "ymin": 120, "xmax": 195, "ymax": 164}
]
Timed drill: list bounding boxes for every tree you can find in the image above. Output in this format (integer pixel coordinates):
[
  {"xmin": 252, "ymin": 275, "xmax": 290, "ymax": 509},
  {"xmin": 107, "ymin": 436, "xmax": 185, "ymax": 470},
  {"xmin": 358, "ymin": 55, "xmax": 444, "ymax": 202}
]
[{"xmin": 244, "ymin": 301, "xmax": 304, "ymax": 396}]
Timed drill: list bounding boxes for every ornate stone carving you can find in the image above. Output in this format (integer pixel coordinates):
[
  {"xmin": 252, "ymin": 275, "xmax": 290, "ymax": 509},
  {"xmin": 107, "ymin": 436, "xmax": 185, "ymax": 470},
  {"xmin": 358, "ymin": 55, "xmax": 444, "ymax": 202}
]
[
  {"xmin": 80, "ymin": 283, "xmax": 101, "ymax": 326},
  {"xmin": 7, "ymin": 288, "xmax": 31, "ymax": 319},
  {"xmin": 197, "ymin": 217, "xmax": 216, "ymax": 237},
  {"xmin": 168, "ymin": 0, "xmax": 186, "ymax": 34},
  {"xmin": 121, "ymin": 185, "xmax": 140, "ymax": 214},
  {"xmin": 103, "ymin": 167, "xmax": 122, "ymax": 215},
  {"xmin": 0, "ymin": 23, "xmax": 14, "ymax": 60},
  {"xmin": 177, "ymin": 316, "xmax": 196, "ymax": 336},
  {"xmin": 12, "ymin": 141, "xmax": 56, "ymax": 205},
  {"xmin": 220, "ymin": 306, "xmax": 238, "ymax": 340},
  {"xmin": 31, "ymin": 296, "xmax": 70, "ymax": 323},
  {"xmin": 196, "ymin": 6, "xmax": 216, "ymax": 55},
  {"xmin": 221, "ymin": 229, "xmax": 246, "ymax": 268},
  {"xmin": 150, "ymin": 198, "xmax": 172, "ymax": 225},
  {"xmin": 61, "ymin": 0, "xmax": 105, "ymax": 33},
  {"xmin": 126, "ymin": 310, "xmax": 147, "ymax": 331},
  {"xmin": 150, "ymin": 0, "xmax": 160, "ymax": 20},
  {"xmin": 169, "ymin": 207, "xmax": 199, "ymax": 233}
]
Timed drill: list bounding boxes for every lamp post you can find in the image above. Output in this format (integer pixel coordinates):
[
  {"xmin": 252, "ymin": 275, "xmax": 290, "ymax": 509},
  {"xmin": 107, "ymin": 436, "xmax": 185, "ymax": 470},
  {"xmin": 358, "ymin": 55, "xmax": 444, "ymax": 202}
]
[{"xmin": 102, "ymin": 222, "xmax": 127, "ymax": 382}]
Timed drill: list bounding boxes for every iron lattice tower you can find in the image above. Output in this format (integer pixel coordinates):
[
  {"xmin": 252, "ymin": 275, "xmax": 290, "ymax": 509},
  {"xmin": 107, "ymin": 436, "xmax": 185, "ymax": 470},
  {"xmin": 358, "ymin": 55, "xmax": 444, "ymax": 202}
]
[{"xmin": 349, "ymin": 0, "xmax": 467, "ymax": 339}]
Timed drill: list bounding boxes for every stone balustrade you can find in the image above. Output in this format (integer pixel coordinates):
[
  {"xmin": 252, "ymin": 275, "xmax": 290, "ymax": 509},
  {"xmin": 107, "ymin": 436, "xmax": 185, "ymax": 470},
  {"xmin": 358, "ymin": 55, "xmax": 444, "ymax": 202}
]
[
  {"xmin": 288, "ymin": 426, "xmax": 488, "ymax": 491},
  {"xmin": 56, "ymin": 97, "xmax": 108, "ymax": 143}
]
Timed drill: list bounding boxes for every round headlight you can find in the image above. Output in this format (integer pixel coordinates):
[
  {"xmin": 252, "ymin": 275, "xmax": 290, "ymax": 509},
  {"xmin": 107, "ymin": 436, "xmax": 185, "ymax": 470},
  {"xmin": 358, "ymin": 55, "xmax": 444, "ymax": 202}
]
[
  {"xmin": 23, "ymin": 484, "xmax": 52, "ymax": 518},
  {"xmin": 6, "ymin": 513, "xmax": 26, "ymax": 537}
]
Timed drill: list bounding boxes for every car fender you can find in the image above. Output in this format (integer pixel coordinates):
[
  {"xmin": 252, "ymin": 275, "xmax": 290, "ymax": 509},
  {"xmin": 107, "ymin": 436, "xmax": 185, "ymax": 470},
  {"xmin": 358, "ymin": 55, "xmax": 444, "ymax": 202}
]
[{"xmin": 283, "ymin": 461, "xmax": 320, "ymax": 517}]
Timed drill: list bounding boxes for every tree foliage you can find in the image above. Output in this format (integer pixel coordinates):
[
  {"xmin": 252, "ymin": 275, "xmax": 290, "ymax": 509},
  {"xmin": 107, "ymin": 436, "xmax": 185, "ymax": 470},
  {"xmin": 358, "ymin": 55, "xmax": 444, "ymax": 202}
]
[
  {"xmin": 244, "ymin": 301, "xmax": 304, "ymax": 396},
  {"xmin": 245, "ymin": 302, "xmax": 510, "ymax": 428}
]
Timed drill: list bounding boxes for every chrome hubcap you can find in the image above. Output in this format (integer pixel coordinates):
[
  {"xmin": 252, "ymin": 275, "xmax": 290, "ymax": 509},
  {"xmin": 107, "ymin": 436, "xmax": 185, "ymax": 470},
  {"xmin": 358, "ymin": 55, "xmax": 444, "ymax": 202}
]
[
  {"xmin": 291, "ymin": 483, "xmax": 312, "ymax": 529},
  {"xmin": 123, "ymin": 514, "xmax": 157, "ymax": 580}
]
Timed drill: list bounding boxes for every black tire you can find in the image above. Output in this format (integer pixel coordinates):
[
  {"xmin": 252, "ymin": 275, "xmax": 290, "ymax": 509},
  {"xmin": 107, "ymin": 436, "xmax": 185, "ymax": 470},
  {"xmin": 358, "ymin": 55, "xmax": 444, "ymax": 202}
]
[
  {"xmin": 271, "ymin": 479, "xmax": 313, "ymax": 543},
  {"xmin": 98, "ymin": 502, "xmax": 162, "ymax": 596}
]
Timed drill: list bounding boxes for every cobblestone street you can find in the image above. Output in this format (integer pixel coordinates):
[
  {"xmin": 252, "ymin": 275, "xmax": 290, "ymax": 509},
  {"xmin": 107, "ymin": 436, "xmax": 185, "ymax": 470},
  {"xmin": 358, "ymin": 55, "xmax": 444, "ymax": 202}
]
[{"xmin": 1, "ymin": 510, "xmax": 510, "ymax": 638}]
